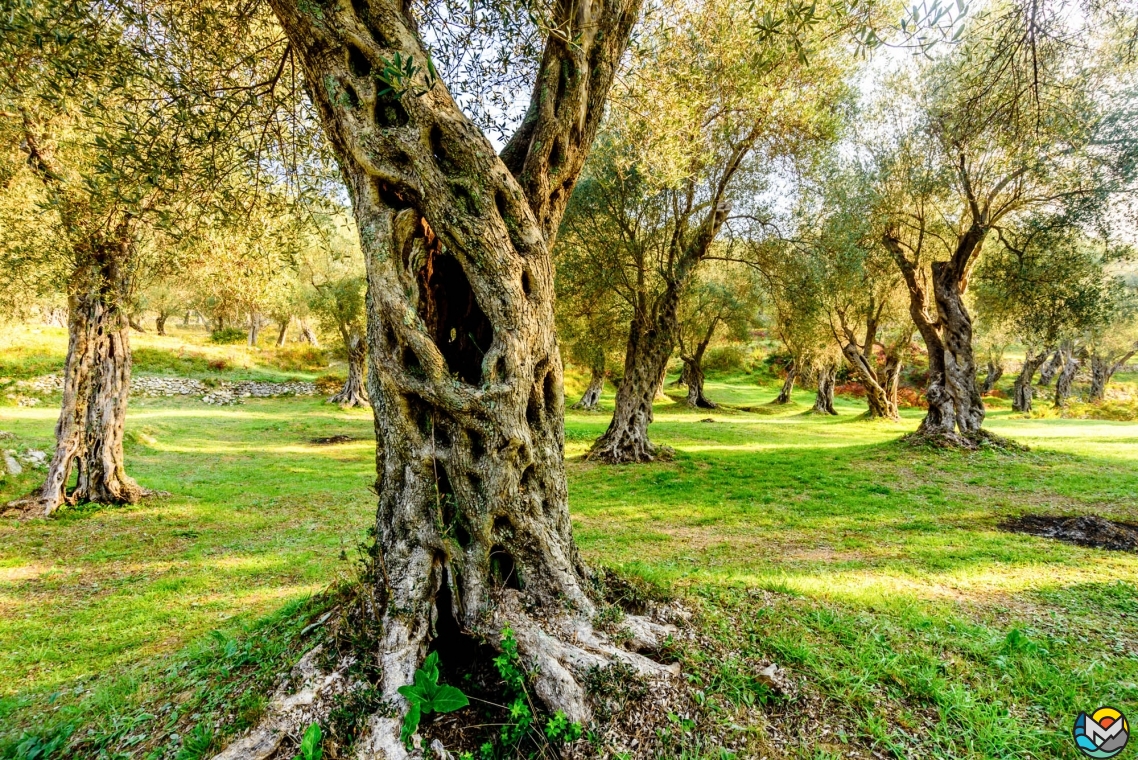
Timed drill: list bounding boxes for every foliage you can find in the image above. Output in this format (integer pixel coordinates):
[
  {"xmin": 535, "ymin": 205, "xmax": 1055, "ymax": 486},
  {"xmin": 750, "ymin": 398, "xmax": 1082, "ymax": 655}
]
[
  {"xmin": 210, "ymin": 328, "xmax": 248, "ymax": 345},
  {"xmin": 295, "ymin": 723, "xmax": 322, "ymax": 760},
  {"xmin": 397, "ymin": 652, "xmax": 469, "ymax": 749}
]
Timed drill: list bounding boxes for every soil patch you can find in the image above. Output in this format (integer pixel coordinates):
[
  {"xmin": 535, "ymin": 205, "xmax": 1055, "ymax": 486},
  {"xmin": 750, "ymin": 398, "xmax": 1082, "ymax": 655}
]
[
  {"xmin": 310, "ymin": 435, "xmax": 357, "ymax": 445},
  {"xmin": 1000, "ymin": 514, "xmax": 1138, "ymax": 552}
]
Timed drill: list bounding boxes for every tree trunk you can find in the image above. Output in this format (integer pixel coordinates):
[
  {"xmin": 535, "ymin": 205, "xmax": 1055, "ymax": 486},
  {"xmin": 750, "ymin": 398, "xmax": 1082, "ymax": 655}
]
[
  {"xmin": 255, "ymin": 2, "xmax": 669, "ymax": 754},
  {"xmin": 298, "ymin": 319, "xmax": 319, "ymax": 347},
  {"xmin": 1038, "ymin": 350, "xmax": 1060, "ymax": 386},
  {"xmin": 329, "ymin": 332, "xmax": 369, "ymax": 407},
  {"xmin": 773, "ymin": 360, "xmax": 797, "ymax": 404},
  {"xmin": 838, "ymin": 342, "xmax": 898, "ymax": 421},
  {"xmin": 276, "ymin": 318, "xmax": 290, "ymax": 347},
  {"xmin": 979, "ymin": 360, "xmax": 1003, "ymax": 394},
  {"xmin": 571, "ymin": 364, "xmax": 605, "ymax": 411},
  {"xmin": 590, "ymin": 304, "xmax": 679, "ymax": 463},
  {"xmin": 1012, "ymin": 349, "xmax": 1046, "ymax": 413},
  {"xmin": 128, "ymin": 314, "xmax": 146, "ymax": 332},
  {"xmin": 683, "ymin": 357, "xmax": 715, "ymax": 409},
  {"xmin": 1088, "ymin": 349, "xmax": 1135, "ymax": 402},
  {"xmin": 1053, "ymin": 344, "xmax": 1079, "ymax": 407},
  {"xmin": 247, "ymin": 313, "xmax": 262, "ymax": 346},
  {"xmin": 155, "ymin": 313, "xmax": 168, "ymax": 336},
  {"xmin": 13, "ymin": 254, "xmax": 144, "ymax": 517},
  {"xmin": 812, "ymin": 363, "xmax": 838, "ymax": 415}
]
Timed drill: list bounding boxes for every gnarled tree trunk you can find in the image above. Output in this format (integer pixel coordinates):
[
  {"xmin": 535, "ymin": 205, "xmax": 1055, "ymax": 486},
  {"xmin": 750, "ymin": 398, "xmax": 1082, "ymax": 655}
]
[
  {"xmin": 591, "ymin": 305, "xmax": 679, "ymax": 462},
  {"xmin": 1038, "ymin": 350, "xmax": 1060, "ymax": 386},
  {"xmin": 155, "ymin": 313, "xmax": 168, "ymax": 335},
  {"xmin": 247, "ymin": 312, "xmax": 263, "ymax": 346},
  {"xmin": 1088, "ymin": 349, "xmax": 1136, "ymax": 402},
  {"xmin": 258, "ymin": 1, "xmax": 670, "ymax": 755},
  {"xmin": 838, "ymin": 341, "xmax": 898, "ymax": 421},
  {"xmin": 298, "ymin": 318, "xmax": 319, "ymax": 347},
  {"xmin": 683, "ymin": 357, "xmax": 715, "ymax": 409},
  {"xmin": 14, "ymin": 249, "xmax": 144, "ymax": 517},
  {"xmin": 979, "ymin": 359, "xmax": 1003, "ymax": 394},
  {"xmin": 572, "ymin": 364, "xmax": 605, "ymax": 411},
  {"xmin": 1053, "ymin": 343, "xmax": 1080, "ymax": 408},
  {"xmin": 773, "ymin": 359, "xmax": 797, "ymax": 404},
  {"xmin": 1012, "ymin": 349, "xmax": 1047, "ymax": 413},
  {"xmin": 329, "ymin": 332, "xmax": 369, "ymax": 407},
  {"xmin": 886, "ymin": 225, "xmax": 995, "ymax": 447},
  {"xmin": 812, "ymin": 363, "xmax": 837, "ymax": 415}
]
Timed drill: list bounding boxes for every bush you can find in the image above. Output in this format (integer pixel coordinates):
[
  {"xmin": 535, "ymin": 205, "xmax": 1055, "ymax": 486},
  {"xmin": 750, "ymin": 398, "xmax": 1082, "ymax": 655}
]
[
  {"xmin": 269, "ymin": 346, "xmax": 328, "ymax": 372},
  {"xmin": 1062, "ymin": 399, "xmax": 1138, "ymax": 421},
  {"xmin": 207, "ymin": 358, "xmax": 229, "ymax": 372},
  {"xmin": 209, "ymin": 327, "xmax": 246, "ymax": 344},
  {"xmin": 703, "ymin": 345, "xmax": 748, "ymax": 373},
  {"xmin": 133, "ymin": 348, "xmax": 214, "ymax": 375},
  {"xmin": 315, "ymin": 374, "xmax": 344, "ymax": 394}
]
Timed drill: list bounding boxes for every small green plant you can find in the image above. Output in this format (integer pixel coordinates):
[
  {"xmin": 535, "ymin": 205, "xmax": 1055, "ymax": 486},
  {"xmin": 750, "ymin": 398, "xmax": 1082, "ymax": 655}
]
[
  {"xmin": 398, "ymin": 651, "xmax": 469, "ymax": 749},
  {"xmin": 175, "ymin": 723, "xmax": 214, "ymax": 760},
  {"xmin": 209, "ymin": 327, "xmax": 246, "ymax": 344},
  {"xmin": 295, "ymin": 723, "xmax": 322, "ymax": 760},
  {"xmin": 374, "ymin": 51, "xmax": 438, "ymax": 100}
]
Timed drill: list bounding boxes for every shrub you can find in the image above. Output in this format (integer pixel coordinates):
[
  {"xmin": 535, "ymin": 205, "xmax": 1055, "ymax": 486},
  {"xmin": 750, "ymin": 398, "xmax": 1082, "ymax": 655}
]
[
  {"xmin": 207, "ymin": 358, "xmax": 229, "ymax": 372},
  {"xmin": 209, "ymin": 327, "xmax": 246, "ymax": 345},
  {"xmin": 315, "ymin": 374, "xmax": 344, "ymax": 394},
  {"xmin": 268, "ymin": 346, "xmax": 327, "ymax": 372},
  {"xmin": 1062, "ymin": 399, "xmax": 1138, "ymax": 421},
  {"xmin": 133, "ymin": 348, "xmax": 214, "ymax": 375},
  {"xmin": 703, "ymin": 345, "xmax": 748, "ymax": 373}
]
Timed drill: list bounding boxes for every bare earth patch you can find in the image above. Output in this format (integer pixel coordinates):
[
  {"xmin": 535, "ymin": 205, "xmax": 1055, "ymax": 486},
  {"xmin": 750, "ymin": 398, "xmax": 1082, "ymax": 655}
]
[
  {"xmin": 1000, "ymin": 514, "xmax": 1138, "ymax": 552},
  {"xmin": 309, "ymin": 434, "xmax": 357, "ymax": 445}
]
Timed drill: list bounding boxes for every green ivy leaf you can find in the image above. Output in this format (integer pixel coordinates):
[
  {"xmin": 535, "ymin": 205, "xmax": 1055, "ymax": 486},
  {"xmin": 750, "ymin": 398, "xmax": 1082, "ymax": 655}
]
[{"xmin": 430, "ymin": 684, "xmax": 470, "ymax": 714}]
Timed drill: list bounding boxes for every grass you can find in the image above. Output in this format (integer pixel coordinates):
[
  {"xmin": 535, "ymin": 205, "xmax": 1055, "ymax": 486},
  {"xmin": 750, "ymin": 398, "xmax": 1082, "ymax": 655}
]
[
  {"xmin": 0, "ymin": 325, "xmax": 332, "ymax": 383},
  {"xmin": 2, "ymin": 358, "xmax": 1138, "ymax": 758}
]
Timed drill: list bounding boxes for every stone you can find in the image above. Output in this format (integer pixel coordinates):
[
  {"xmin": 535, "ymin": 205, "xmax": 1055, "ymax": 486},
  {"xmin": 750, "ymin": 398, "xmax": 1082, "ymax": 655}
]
[{"xmin": 3, "ymin": 451, "xmax": 22, "ymax": 476}]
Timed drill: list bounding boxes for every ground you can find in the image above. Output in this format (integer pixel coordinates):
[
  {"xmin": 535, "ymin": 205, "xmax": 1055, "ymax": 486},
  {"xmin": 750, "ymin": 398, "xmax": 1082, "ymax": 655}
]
[{"xmin": 2, "ymin": 328, "xmax": 1137, "ymax": 759}]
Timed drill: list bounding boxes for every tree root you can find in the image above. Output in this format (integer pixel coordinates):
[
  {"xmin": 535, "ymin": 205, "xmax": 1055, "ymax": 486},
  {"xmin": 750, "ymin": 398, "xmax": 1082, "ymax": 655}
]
[
  {"xmin": 587, "ymin": 436, "xmax": 675, "ymax": 464},
  {"xmin": 211, "ymin": 645, "xmax": 358, "ymax": 760},
  {"xmin": 328, "ymin": 387, "xmax": 370, "ymax": 408},
  {"xmin": 210, "ymin": 590, "xmax": 682, "ymax": 760},
  {"xmin": 900, "ymin": 427, "xmax": 1028, "ymax": 452}
]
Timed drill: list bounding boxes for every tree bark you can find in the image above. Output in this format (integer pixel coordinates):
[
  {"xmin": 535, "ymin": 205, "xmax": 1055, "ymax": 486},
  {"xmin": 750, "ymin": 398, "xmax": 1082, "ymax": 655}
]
[
  {"xmin": 262, "ymin": 1, "xmax": 669, "ymax": 752},
  {"xmin": 13, "ymin": 250, "xmax": 144, "ymax": 516},
  {"xmin": 128, "ymin": 314, "xmax": 146, "ymax": 332},
  {"xmin": 683, "ymin": 357, "xmax": 715, "ymax": 409},
  {"xmin": 155, "ymin": 313, "xmax": 168, "ymax": 336},
  {"xmin": 1088, "ymin": 349, "xmax": 1136, "ymax": 402},
  {"xmin": 571, "ymin": 364, "xmax": 605, "ymax": 411},
  {"xmin": 773, "ymin": 359, "xmax": 797, "ymax": 404},
  {"xmin": 591, "ymin": 305, "xmax": 679, "ymax": 462},
  {"xmin": 979, "ymin": 359, "xmax": 1003, "ymax": 394},
  {"xmin": 885, "ymin": 224, "xmax": 993, "ymax": 446},
  {"xmin": 811, "ymin": 363, "xmax": 837, "ymax": 415},
  {"xmin": 247, "ymin": 312, "xmax": 262, "ymax": 346},
  {"xmin": 298, "ymin": 319, "xmax": 319, "ymax": 347},
  {"xmin": 1053, "ymin": 343, "xmax": 1080, "ymax": 408},
  {"xmin": 1038, "ymin": 350, "xmax": 1060, "ymax": 386},
  {"xmin": 276, "ymin": 318, "xmax": 290, "ymax": 347},
  {"xmin": 1012, "ymin": 349, "xmax": 1047, "ymax": 413},
  {"xmin": 329, "ymin": 332, "xmax": 369, "ymax": 407}
]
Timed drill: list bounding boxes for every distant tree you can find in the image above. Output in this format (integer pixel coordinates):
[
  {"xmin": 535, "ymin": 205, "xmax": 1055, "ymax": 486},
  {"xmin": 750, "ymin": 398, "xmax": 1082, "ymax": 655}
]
[
  {"xmin": 873, "ymin": 2, "xmax": 1138, "ymax": 444},
  {"xmin": 0, "ymin": 0, "xmax": 319, "ymax": 515},
  {"xmin": 675, "ymin": 262, "xmax": 762, "ymax": 409}
]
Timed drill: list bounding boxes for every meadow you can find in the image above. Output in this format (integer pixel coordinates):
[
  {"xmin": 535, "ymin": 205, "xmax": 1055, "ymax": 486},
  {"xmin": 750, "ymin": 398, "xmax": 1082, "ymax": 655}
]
[{"xmin": 2, "ymin": 330, "xmax": 1137, "ymax": 759}]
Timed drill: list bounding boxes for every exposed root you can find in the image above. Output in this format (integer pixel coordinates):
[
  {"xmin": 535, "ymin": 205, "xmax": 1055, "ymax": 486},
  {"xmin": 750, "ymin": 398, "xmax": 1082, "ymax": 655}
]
[
  {"xmin": 587, "ymin": 436, "xmax": 675, "ymax": 464},
  {"xmin": 900, "ymin": 427, "xmax": 1028, "ymax": 452},
  {"xmin": 4, "ymin": 485, "xmax": 157, "ymax": 519},
  {"xmin": 329, "ymin": 387, "xmax": 370, "ymax": 408},
  {"xmin": 211, "ymin": 646, "xmax": 358, "ymax": 760}
]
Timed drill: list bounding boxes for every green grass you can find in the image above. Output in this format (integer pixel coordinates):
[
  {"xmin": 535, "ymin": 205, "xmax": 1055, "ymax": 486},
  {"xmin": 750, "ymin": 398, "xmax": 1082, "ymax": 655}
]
[
  {"xmin": 0, "ymin": 325, "xmax": 332, "ymax": 383},
  {"xmin": 2, "ymin": 369, "xmax": 1138, "ymax": 758}
]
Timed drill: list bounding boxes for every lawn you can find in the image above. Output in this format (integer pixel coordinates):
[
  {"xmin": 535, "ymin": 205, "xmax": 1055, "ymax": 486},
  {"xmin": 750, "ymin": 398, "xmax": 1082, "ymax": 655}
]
[{"xmin": 1, "ymin": 368, "xmax": 1137, "ymax": 758}]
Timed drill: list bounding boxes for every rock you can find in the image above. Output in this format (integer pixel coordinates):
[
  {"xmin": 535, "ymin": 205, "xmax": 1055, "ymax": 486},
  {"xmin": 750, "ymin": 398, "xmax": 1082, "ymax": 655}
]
[
  {"xmin": 0, "ymin": 431, "xmax": 14, "ymax": 440},
  {"xmin": 430, "ymin": 739, "xmax": 453, "ymax": 760},
  {"xmin": 755, "ymin": 662, "xmax": 795, "ymax": 696},
  {"xmin": 19, "ymin": 449, "xmax": 47, "ymax": 469},
  {"xmin": 3, "ymin": 451, "xmax": 22, "ymax": 476}
]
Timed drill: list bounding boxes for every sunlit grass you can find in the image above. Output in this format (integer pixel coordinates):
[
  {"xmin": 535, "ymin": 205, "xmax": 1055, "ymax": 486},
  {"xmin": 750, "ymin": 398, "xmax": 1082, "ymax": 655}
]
[{"xmin": 1, "ymin": 370, "xmax": 1137, "ymax": 757}]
